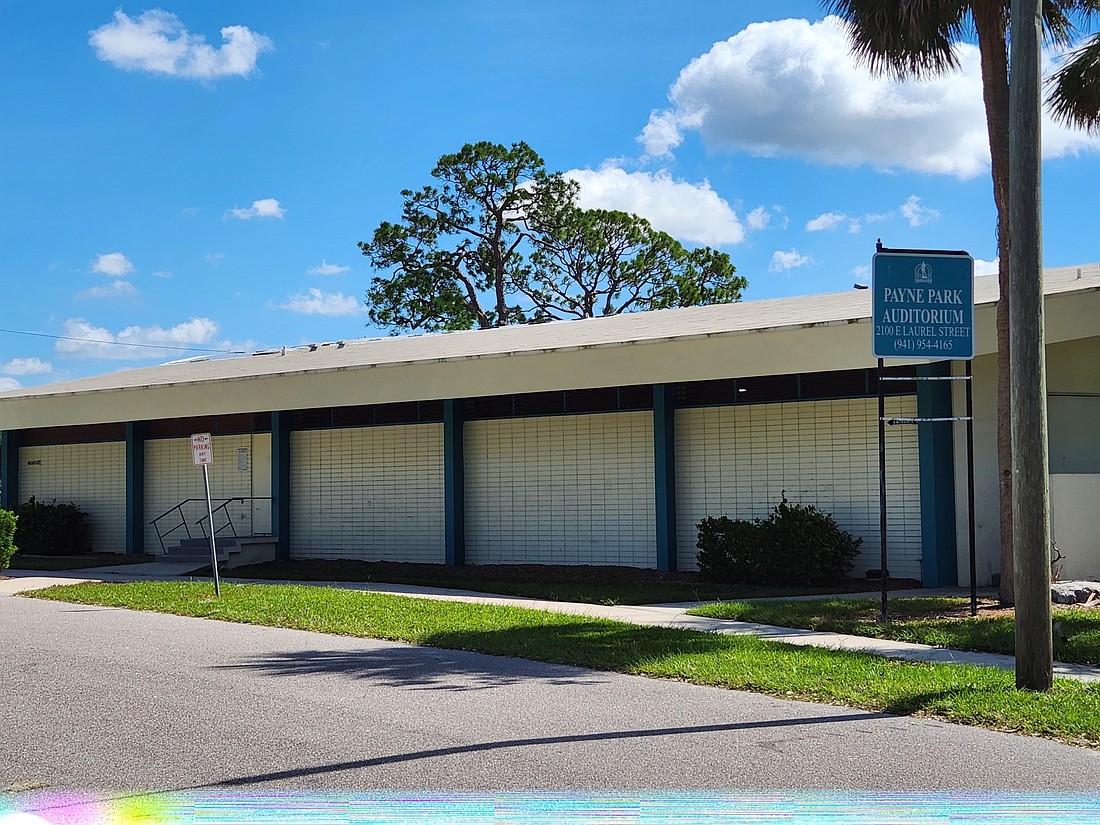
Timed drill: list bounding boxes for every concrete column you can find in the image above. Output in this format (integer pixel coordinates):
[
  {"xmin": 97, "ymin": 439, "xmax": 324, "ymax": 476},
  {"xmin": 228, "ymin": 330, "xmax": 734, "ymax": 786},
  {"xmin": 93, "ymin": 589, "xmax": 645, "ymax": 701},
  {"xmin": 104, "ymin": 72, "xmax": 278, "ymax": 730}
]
[
  {"xmin": 916, "ymin": 362, "xmax": 958, "ymax": 586},
  {"xmin": 271, "ymin": 412, "xmax": 292, "ymax": 561},
  {"xmin": 443, "ymin": 399, "xmax": 465, "ymax": 567},
  {"xmin": 125, "ymin": 422, "xmax": 146, "ymax": 555},
  {"xmin": 653, "ymin": 384, "xmax": 677, "ymax": 572},
  {"xmin": 1, "ymin": 430, "xmax": 21, "ymax": 510}
]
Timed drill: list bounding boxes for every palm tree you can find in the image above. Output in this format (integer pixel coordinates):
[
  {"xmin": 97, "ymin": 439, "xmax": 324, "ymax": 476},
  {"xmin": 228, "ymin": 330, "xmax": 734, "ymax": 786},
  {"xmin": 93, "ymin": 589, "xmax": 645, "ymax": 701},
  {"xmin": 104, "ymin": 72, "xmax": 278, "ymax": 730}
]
[{"xmin": 823, "ymin": 0, "xmax": 1100, "ymax": 604}]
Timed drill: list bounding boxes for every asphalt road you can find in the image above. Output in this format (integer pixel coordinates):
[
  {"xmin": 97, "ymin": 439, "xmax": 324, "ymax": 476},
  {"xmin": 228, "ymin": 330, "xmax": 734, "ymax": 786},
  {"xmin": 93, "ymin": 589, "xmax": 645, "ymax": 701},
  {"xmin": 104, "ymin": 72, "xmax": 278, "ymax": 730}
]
[{"xmin": 4, "ymin": 593, "xmax": 1100, "ymax": 795}]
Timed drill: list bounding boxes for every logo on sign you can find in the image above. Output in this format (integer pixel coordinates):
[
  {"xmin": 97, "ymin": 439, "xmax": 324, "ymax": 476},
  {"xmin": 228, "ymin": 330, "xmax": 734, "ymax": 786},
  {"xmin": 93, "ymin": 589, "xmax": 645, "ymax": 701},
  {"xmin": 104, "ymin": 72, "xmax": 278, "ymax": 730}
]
[{"xmin": 914, "ymin": 261, "xmax": 933, "ymax": 284}]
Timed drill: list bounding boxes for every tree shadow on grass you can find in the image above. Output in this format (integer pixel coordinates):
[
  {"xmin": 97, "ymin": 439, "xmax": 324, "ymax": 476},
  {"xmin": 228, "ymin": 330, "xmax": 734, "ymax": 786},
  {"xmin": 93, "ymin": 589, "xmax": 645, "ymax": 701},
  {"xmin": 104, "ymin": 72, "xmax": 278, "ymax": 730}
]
[
  {"xmin": 420, "ymin": 619, "xmax": 758, "ymax": 672},
  {"xmin": 882, "ymin": 689, "xmax": 981, "ymax": 717}
]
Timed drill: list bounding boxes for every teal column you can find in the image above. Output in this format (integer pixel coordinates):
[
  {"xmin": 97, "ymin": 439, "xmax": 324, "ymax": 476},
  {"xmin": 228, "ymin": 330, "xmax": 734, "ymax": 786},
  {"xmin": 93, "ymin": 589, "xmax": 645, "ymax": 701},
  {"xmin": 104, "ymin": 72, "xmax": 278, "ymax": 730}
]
[
  {"xmin": 125, "ymin": 422, "xmax": 146, "ymax": 555},
  {"xmin": 653, "ymin": 384, "xmax": 677, "ymax": 572},
  {"xmin": 1, "ymin": 430, "xmax": 21, "ymax": 510},
  {"xmin": 443, "ymin": 399, "xmax": 465, "ymax": 566},
  {"xmin": 917, "ymin": 361, "xmax": 958, "ymax": 586},
  {"xmin": 271, "ymin": 412, "xmax": 292, "ymax": 561}
]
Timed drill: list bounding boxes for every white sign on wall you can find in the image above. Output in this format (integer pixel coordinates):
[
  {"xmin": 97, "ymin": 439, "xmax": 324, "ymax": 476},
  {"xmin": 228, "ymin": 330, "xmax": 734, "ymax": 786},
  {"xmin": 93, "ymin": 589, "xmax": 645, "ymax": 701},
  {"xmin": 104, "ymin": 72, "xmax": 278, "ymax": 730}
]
[{"xmin": 190, "ymin": 432, "xmax": 214, "ymax": 466}]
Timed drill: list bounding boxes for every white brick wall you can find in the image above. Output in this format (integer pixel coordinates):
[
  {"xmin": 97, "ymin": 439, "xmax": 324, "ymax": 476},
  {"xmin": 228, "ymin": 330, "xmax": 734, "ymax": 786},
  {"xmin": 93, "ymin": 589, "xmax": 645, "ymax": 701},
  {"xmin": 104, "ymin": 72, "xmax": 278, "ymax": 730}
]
[
  {"xmin": 19, "ymin": 442, "xmax": 126, "ymax": 554},
  {"xmin": 465, "ymin": 412, "xmax": 656, "ymax": 566},
  {"xmin": 675, "ymin": 397, "xmax": 922, "ymax": 577},
  {"xmin": 290, "ymin": 424, "xmax": 444, "ymax": 562},
  {"xmin": 145, "ymin": 434, "xmax": 266, "ymax": 554}
]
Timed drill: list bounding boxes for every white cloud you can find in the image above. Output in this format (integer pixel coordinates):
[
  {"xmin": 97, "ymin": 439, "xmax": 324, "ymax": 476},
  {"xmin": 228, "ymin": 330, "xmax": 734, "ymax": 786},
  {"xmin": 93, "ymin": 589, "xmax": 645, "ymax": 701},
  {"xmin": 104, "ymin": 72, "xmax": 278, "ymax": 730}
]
[
  {"xmin": 181, "ymin": 206, "xmax": 200, "ymax": 217},
  {"xmin": 227, "ymin": 198, "xmax": 285, "ymax": 220},
  {"xmin": 851, "ymin": 264, "xmax": 871, "ymax": 279},
  {"xmin": 0, "ymin": 377, "xmax": 21, "ymax": 392},
  {"xmin": 638, "ymin": 109, "xmax": 684, "ymax": 157},
  {"xmin": 278, "ymin": 289, "xmax": 362, "ymax": 317},
  {"xmin": 2, "ymin": 357, "xmax": 52, "ymax": 376},
  {"xmin": 88, "ymin": 10, "xmax": 273, "ymax": 80},
  {"xmin": 92, "ymin": 251, "xmax": 135, "ymax": 277},
  {"xmin": 152, "ymin": 270, "xmax": 172, "ymax": 279},
  {"xmin": 746, "ymin": 206, "xmax": 771, "ymax": 231},
  {"xmin": 769, "ymin": 249, "xmax": 814, "ymax": 272},
  {"xmin": 55, "ymin": 317, "xmax": 222, "ymax": 360},
  {"xmin": 640, "ymin": 16, "xmax": 1100, "ymax": 180},
  {"xmin": 974, "ymin": 257, "xmax": 999, "ymax": 276},
  {"xmin": 79, "ymin": 280, "xmax": 139, "ymax": 299},
  {"xmin": 308, "ymin": 259, "xmax": 350, "ymax": 276},
  {"xmin": 2, "ymin": 358, "xmax": 48, "ymax": 376},
  {"xmin": 899, "ymin": 195, "xmax": 940, "ymax": 227},
  {"xmin": 564, "ymin": 166, "xmax": 743, "ymax": 246},
  {"xmin": 204, "ymin": 252, "xmax": 225, "ymax": 264},
  {"xmin": 805, "ymin": 212, "xmax": 847, "ymax": 232}
]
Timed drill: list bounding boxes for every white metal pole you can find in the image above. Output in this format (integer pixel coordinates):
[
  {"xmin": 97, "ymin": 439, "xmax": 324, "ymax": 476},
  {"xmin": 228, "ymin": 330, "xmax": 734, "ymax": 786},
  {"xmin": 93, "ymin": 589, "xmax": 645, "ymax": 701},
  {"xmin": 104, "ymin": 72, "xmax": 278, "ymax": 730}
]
[{"xmin": 203, "ymin": 463, "xmax": 221, "ymax": 597}]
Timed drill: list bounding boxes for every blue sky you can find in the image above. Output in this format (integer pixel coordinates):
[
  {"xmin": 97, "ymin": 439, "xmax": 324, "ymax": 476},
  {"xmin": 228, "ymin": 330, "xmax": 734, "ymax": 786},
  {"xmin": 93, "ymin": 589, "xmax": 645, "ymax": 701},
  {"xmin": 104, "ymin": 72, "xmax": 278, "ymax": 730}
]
[{"xmin": 1, "ymin": 1, "xmax": 1097, "ymax": 390}]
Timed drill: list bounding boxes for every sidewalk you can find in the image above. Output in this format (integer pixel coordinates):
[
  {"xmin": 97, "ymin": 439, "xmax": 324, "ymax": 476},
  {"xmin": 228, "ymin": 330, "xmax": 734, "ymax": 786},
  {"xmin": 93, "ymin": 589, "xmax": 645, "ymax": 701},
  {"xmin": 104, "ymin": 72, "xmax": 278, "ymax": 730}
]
[{"xmin": 4, "ymin": 562, "xmax": 1098, "ymax": 683}]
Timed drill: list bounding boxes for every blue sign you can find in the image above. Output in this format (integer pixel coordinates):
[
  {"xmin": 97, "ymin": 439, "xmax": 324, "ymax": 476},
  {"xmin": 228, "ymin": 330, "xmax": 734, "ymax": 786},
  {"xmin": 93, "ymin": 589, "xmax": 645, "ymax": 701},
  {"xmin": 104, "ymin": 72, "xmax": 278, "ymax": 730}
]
[{"xmin": 872, "ymin": 251, "xmax": 975, "ymax": 360}]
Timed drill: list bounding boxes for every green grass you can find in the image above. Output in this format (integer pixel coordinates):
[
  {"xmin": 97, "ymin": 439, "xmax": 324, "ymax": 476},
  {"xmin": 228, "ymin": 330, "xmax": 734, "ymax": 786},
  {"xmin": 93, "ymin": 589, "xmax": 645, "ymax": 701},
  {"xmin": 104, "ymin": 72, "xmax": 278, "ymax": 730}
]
[
  {"xmin": 689, "ymin": 597, "xmax": 1100, "ymax": 666},
  {"xmin": 26, "ymin": 581, "xmax": 1100, "ymax": 749},
  {"xmin": 9, "ymin": 553, "xmax": 156, "ymax": 571}
]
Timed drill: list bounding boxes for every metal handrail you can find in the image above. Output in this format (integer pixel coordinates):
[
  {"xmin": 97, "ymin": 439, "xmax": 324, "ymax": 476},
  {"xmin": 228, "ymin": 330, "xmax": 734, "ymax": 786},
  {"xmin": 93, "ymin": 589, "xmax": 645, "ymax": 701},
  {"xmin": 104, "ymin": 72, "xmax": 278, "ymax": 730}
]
[
  {"xmin": 151, "ymin": 501, "xmax": 195, "ymax": 554},
  {"xmin": 196, "ymin": 497, "xmax": 271, "ymax": 539},
  {"xmin": 151, "ymin": 497, "xmax": 272, "ymax": 554}
]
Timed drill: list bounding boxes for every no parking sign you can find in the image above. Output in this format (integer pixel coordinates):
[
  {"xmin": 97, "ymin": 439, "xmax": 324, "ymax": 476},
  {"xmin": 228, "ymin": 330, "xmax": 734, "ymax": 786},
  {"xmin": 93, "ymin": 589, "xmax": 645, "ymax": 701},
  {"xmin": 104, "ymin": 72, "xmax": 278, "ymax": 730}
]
[
  {"xmin": 190, "ymin": 432, "xmax": 214, "ymax": 465},
  {"xmin": 190, "ymin": 432, "xmax": 221, "ymax": 596}
]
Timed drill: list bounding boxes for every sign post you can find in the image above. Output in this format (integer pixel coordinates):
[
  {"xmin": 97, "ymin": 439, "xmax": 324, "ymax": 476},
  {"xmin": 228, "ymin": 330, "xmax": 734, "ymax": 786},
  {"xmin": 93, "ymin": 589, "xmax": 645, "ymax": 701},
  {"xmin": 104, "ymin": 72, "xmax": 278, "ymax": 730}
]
[
  {"xmin": 871, "ymin": 246, "xmax": 977, "ymax": 621},
  {"xmin": 190, "ymin": 432, "xmax": 220, "ymax": 597}
]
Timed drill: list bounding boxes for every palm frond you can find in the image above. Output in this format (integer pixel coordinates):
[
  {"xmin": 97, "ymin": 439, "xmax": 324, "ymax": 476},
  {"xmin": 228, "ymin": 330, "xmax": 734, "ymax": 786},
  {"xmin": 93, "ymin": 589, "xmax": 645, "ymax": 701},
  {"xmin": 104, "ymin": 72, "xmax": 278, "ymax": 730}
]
[
  {"xmin": 823, "ymin": 0, "xmax": 969, "ymax": 78},
  {"xmin": 1045, "ymin": 32, "xmax": 1100, "ymax": 130},
  {"xmin": 1038, "ymin": 0, "xmax": 1100, "ymax": 47}
]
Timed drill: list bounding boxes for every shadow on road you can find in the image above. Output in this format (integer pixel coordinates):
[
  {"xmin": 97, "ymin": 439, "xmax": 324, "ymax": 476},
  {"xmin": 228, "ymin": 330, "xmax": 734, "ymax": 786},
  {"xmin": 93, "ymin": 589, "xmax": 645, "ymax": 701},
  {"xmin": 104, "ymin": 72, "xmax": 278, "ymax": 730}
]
[
  {"xmin": 216, "ymin": 646, "xmax": 606, "ymax": 691},
  {"xmin": 203, "ymin": 710, "xmax": 890, "ymax": 788}
]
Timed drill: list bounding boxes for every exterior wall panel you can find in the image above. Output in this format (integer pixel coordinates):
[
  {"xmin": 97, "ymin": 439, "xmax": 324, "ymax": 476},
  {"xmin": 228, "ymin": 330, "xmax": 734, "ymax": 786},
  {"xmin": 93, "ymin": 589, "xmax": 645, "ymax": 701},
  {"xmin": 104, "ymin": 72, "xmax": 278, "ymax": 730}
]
[
  {"xmin": 145, "ymin": 434, "xmax": 269, "ymax": 554},
  {"xmin": 1051, "ymin": 474, "xmax": 1100, "ymax": 581},
  {"xmin": 290, "ymin": 424, "xmax": 444, "ymax": 562},
  {"xmin": 465, "ymin": 412, "xmax": 656, "ymax": 566},
  {"xmin": 675, "ymin": 397, "xmax": 922, "ymax": 578},
  {"xmin": 19, "ymin": 442, "xmax": 126, "ymax": 554}
]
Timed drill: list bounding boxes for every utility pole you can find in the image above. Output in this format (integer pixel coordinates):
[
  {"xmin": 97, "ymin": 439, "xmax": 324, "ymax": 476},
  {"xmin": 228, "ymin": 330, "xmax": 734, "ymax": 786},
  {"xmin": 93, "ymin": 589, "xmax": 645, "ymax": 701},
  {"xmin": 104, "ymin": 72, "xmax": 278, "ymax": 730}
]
[{"xmin": 1009, "ymin": 0, "xmax": 1053, "ymax": 690}]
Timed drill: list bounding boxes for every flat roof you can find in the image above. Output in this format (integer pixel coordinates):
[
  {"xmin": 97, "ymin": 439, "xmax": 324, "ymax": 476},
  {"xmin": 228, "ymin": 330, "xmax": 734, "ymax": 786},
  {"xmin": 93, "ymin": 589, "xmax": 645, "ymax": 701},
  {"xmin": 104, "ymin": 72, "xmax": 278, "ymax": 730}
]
[{"xmin": 2, "ymin": 263, "xmax": 1097, "ymax": 429}]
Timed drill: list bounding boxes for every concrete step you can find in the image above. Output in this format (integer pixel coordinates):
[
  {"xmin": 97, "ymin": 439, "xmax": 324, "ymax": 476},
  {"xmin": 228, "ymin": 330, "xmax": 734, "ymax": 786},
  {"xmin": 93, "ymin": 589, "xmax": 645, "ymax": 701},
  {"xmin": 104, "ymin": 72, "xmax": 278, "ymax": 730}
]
[
  {"xmin": 161, "ymin": 536, "xmax": 277, "ymax": 568},
  {"xmin": 177, "ymin": 537, "xmax": 238, "ymax": 550},
  {"xmin": 162, "ymin": 540, "xmax": 230, "ymax": 563}
]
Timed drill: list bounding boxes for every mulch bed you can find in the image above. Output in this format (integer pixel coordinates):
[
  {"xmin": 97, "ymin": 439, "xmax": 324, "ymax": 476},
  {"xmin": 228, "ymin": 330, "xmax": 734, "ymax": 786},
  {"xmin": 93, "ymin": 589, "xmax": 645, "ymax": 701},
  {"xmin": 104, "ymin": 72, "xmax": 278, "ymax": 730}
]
[{"xmin": 226, "ymin": 557, "xmax": 923, "ymax": 591}]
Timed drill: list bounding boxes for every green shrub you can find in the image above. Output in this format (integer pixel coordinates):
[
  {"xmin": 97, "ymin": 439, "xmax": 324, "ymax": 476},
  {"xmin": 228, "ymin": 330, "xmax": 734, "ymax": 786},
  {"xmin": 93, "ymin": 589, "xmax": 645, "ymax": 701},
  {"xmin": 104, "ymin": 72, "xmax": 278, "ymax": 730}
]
[
  {"xmin": 0, "ymin": 508, "xmax": 17, "ymax": 570},
  {"xmin": 696, "ymin": 494, "xmax": 862, "ymax": 586},
  {"xmin": 696, "ymin": 516, "xmax": 762, "ymax": 583},
  {"xmin": 13, "ymin": 496, "xmax": 91, "ymax": 556}
]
